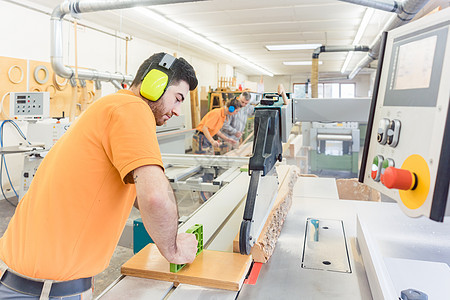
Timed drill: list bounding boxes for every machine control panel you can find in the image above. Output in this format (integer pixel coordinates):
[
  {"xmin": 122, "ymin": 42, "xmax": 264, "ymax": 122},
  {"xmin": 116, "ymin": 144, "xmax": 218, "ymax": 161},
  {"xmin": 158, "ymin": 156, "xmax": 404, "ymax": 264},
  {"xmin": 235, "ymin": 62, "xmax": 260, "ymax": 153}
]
[
  {"xmin": 361, "ymin": 9, "xmax": 450, "ymax": 222},
  {"xmin": 386, "ymin": 119, "xmax": 401, "ymax": 147},
  {"xmin": 371, "ymin": 155, "xmax": 384, "ymax": 182},
  {"xmin": 10, "ymin": 92, "xmax": 50, "ymax": 120},
  {"xmin": 377, "ymin": 118, "xmax": 390, "ymax": 145}
]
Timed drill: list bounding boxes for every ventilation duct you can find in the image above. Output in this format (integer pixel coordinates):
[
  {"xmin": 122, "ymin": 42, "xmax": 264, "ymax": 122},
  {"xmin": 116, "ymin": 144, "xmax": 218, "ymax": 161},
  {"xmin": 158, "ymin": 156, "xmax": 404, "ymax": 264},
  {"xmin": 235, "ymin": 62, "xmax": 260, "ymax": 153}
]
[
  {"xmin": 51, "ymin": 0, "xmax": 207, "ymax": 84},
  {"xmin": 338, "ymin": 0, "xmax": 430, "ymax": 79},
  {"xmin": 311, "ymin": 45, "xmax": 370, "ymax": 98}
]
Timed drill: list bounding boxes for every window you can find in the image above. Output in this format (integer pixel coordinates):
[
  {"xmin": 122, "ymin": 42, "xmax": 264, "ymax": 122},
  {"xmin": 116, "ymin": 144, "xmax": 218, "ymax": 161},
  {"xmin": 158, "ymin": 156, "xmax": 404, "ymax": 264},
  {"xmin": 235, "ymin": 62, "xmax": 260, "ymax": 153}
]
[
  {"xmin": 293, "ymin": 82, "xmax": 355, "ymax": 98},
  {"xmin": 323, "ymin": 83, "xmax": 340, "ymax": 98},
  {"xmin": 293, "ymin": 83, "xmax": 307, "ymax": 98},
  {"xmin": 341, "ymin": 84, "xmax": 356, "ymax": 98}
]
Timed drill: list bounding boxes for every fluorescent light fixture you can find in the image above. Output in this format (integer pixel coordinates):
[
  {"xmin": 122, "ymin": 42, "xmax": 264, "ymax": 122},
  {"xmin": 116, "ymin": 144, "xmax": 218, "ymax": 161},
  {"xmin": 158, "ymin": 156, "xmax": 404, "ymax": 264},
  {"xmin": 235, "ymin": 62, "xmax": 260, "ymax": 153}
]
[
  {"xmin": 266, "ymin": 44, "xmax": 322, "ymax": 51},
  {"xmin": 283, "ymin": 61, "xmax": 322, "ymax": 66},
  {"xmin": 353, "ymin": 8, "xmax": 375, "ymax": 45},
  {"xmin": 341, "ymin": 8, "xmax": 374, "ymax": 73},
  {"xmin": 135, "ymin": 8, "xmax": 273, "ymax": 77}
]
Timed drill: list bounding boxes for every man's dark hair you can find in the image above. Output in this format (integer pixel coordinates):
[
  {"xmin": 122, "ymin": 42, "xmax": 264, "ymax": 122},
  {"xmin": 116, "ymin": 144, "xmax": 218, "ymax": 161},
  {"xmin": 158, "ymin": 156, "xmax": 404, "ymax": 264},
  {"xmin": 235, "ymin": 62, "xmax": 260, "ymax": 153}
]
[
  {"xmin": 227, "ymin": 98, "xmax": 242, "ymax": 109},
  {"xmin": 131, "ymin": 52, "xmax": 198, "ymax": 91},
  {"xmin": 241, "ymin": 91, "xmax": 251, "ymax": 101}
]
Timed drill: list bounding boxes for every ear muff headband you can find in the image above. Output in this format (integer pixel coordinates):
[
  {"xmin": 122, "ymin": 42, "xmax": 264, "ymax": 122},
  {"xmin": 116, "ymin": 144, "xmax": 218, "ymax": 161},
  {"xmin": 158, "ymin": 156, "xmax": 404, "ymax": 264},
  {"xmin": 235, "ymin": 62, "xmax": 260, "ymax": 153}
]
[
  {"xmin": 228, "ymin": 105, "xmax": 235, "ymax": 113},
  {"xmin": 140, "ymin": 54, "xmax": 177, "ymax": 101}
]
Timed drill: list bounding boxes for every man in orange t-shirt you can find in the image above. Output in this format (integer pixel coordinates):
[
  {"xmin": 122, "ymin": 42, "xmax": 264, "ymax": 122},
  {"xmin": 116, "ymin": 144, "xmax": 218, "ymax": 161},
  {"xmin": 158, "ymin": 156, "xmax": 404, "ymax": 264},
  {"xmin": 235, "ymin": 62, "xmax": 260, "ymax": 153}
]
[
  {"xmin": 193, "ymin": 98, "xmax": 241, "ymax": 154},
  {"xmin": 0, "ymin": 53, "xmax": 198, "ymax": 299}
]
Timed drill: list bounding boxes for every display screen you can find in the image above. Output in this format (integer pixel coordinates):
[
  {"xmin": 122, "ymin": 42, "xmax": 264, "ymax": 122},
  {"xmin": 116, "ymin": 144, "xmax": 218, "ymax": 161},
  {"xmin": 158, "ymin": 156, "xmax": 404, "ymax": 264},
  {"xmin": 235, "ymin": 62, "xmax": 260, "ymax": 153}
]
[
  {"xmin": 17, "ymin": 100, "xmax": 26, "ymax": 104},
  {"xmin": 393, "ymin": 35, "xmax": 437, "ymax": 90},
  {"xmin": 17, "ymin": 95, "xmax": 26, "ymax": 100}
]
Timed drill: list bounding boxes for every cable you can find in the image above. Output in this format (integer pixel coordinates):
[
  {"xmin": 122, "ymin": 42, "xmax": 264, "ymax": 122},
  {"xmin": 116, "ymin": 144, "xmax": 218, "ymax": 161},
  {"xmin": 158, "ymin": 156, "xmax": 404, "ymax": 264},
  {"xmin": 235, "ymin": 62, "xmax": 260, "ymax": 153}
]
[
  {"xmin": 0, "ymin": 120, "xmax": 32, "ymax": 206},
  {"xmin": 0, "ymin": 92, "xmax": 10, "ymax": 118},
  {"xmin": 0, "ymin": 123, "xmax": 17, "ymax": 206},
  {"xmin": 1, "ymin": 120, "xmax": 30, "ymax": 145},
  {"xmin": 8, "ymin": 65, "xmax": 24, "ymax": 84},
  {"xmin": 0, "ymin": 154, "xmax": 17, "ymax": 207},
  {"xmin": 53, "ymin": 73, "xmax": 68, "ymax": 91},
  {"xmin": 30, "ymin": 86, "xmax": 42, "ymax": 92},
  {"xmin": 34, "ymin": 65, "xmax": 49, "ymax": 84}
]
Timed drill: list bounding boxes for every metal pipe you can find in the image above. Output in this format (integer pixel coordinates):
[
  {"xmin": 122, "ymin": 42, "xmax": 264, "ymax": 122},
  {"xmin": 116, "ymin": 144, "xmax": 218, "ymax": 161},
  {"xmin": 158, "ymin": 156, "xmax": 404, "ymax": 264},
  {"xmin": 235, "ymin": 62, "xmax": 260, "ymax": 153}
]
[
  {"xmin": 311, "ymin": 45, "xmax": 369, "ymax": 97},
  {"xmin": 312, "ymin": 45, "xmax": 370, "ymax": 59},
  {"xmin": 51, "ymin": 0, "xmax": 207, "ymax": 82},
  {"xmin": 5, "ymin": 0, "xmax": 129, "ymax": 41},
  {"xmin": 111, "ymin": 80, "xmax": 123, "ymax": 90},
  {"xmin": 343, "ymin": 0, "xmax": 430, "ymax": 79},
  {"xmin": 338, "ymin": 0, "xmax": 402, "ymax": 13}
]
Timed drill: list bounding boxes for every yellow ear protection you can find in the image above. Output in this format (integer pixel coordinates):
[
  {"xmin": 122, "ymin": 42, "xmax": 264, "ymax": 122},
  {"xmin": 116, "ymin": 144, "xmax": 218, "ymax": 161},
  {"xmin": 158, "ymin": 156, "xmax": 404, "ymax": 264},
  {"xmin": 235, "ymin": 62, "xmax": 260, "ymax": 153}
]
[{"xmin": 140, "ymin": 53, "xmax": 177, "ymax": 101}]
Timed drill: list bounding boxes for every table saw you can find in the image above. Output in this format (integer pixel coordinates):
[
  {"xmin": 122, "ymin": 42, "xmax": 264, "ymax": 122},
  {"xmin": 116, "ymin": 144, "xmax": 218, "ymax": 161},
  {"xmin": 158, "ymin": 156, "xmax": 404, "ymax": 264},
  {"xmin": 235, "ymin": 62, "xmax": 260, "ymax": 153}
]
[
  {"xmin": 98, "ymin": 176, "xmax": 450, "ymax": 299},
  {"xmin": 101, "ymin": 9, "xmax": 450, "ymax": 299}
]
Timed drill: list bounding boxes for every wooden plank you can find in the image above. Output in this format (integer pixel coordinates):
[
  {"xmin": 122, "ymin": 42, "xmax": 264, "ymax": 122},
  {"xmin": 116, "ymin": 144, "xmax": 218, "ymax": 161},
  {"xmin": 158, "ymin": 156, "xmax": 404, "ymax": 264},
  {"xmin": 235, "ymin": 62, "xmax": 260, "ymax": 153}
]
[
  {"xmin": 289, "ymin": 135, "xmax": 303, "ymax": 157},
  {"xmin": 190, "ymin": 87, "xmax": 200, "ymax": 128},
  {"xmin": 121, "ymin": 244, "xmax": 252, "ymax": 291},
  {"xmin": 224, "ymin": 142, "xmax": 252, "ymax": 157},
  {"xmin": 233, "ymin": 165, "xmax": 299, "ymax": 263}
]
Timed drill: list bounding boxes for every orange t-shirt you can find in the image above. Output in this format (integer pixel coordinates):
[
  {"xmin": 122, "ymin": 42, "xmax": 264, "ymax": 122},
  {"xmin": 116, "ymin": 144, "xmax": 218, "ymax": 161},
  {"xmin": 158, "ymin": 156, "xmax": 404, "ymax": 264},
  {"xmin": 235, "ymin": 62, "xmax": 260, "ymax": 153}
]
[
  {"xmin": 0, "ymin": 90, "xmax": 163, "ymax": 281},
  {"xmin": 195, "ymin": 107, "xmax": 226, "ymax": 137}
]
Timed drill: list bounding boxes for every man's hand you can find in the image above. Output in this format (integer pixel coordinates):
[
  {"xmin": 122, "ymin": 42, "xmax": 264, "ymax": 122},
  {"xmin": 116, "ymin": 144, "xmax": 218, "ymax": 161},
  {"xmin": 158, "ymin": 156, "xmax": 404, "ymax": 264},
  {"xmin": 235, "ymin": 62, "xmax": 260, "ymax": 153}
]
[
  {"xmin": 212, "ymin": 140, "xmax": 221, "ymax": 148},
  {"xmin": 228, "ymin": 138, "xmax": 238, "ymax": 144},
  {"xmin": 235, "ymin": 131, "xmax": 242, "ymax": 138},
  {"xmin": 170, "ymin": 233, "xmax": 198, "ymax": 264}
]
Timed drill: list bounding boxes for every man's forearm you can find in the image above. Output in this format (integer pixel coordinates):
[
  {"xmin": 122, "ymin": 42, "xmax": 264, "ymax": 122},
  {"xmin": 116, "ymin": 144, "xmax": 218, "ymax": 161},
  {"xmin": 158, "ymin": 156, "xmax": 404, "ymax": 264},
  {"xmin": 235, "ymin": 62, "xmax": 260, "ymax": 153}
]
[
  {"xmin": 221, "ymin": 119, "xmax": 237, "ymax": 135},
  {"xmin": 217, "ymin": 131, "xmax": 233, "ymax": 142},
  {"xmin": 202, "ymin": 126, "xmax": 215, "ymax": 144},
  {"xmin": 134, "ymin": 166, "xmax": 179, "ymax": 261}
]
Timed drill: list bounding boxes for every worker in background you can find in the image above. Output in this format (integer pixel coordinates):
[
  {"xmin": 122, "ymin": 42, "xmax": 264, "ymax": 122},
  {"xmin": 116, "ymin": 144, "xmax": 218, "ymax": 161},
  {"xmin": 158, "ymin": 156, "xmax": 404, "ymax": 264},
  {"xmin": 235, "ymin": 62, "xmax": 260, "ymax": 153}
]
[
  {"xmin": 220, "ymin": 85, "xmax": 289, "ymax": 150},
  {"xmin": 0, "ymin": 52, "xmax": 198, "ymax": 300},
  {"xmin": 220, "ymin": 91, "xmax": 253, "ymax": 149},
  {"xmin": 192, "ymin": 98, "xmax": 242, "ymax": 154}
]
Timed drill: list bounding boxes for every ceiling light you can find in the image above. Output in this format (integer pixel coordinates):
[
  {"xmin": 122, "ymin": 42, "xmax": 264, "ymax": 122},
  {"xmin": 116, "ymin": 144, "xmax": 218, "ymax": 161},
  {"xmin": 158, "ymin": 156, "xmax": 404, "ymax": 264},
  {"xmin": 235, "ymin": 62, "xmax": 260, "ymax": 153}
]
[
  {"xmin": 283, "ymin": 61, "xmax": 322, "ymax": 66},
  {"xmin": 266, "ymin": 44, "xmax": 322, "ymax": 51},
  {"xmin": 341, "ymin": 8, "xmax": 374, "ymax": 74},
  {"xmin": 135, "ymin": 8, "xmax": 273, "ymax": 76},
  {"xmin": 353, "ymin": 8, "xmax": 375, "ymax": 45}
]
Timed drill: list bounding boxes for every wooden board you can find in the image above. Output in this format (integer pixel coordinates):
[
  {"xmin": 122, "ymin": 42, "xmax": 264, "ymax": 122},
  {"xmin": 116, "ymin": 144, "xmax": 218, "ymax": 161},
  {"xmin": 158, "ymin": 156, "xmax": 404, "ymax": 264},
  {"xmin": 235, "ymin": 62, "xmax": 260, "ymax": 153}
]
[
  {"xmin": 289, "ymin": 135, "xmax": 303, "ymax": 157},
  {"xmin": 190, "ymin": 87, "xmax": 200, "ymax": 128},
  {"xmin": 233, "ymin": 165, "xmax": 299, "ymax": 263},
  {"xmin": 121, "ymin": 244, "xmax": 252, "ymax": 291}
]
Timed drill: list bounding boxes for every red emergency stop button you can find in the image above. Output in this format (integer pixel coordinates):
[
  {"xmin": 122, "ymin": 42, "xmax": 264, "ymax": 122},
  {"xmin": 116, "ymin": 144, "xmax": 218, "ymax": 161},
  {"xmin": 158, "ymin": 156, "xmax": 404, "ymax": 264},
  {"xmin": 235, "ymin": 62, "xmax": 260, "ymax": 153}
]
[{"xmin": 383, "ymin": 167, "xmax": 418, "ymax": 190}]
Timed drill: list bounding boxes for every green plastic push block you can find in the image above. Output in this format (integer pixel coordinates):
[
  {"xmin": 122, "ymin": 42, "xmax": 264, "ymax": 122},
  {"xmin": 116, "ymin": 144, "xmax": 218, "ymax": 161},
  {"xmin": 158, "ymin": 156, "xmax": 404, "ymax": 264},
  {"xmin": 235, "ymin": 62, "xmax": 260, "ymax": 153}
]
[{"xmin": 170, "ymin": 224, "xmax": 203, "ymax": 273}]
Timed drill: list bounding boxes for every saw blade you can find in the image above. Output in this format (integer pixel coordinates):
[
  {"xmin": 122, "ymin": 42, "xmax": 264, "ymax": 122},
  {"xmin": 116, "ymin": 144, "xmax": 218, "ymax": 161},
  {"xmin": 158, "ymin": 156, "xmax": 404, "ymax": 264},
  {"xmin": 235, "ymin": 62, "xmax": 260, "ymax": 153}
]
[{"xmin": 240, "ymin": 168, "xmax": 279, "ymax": 254}]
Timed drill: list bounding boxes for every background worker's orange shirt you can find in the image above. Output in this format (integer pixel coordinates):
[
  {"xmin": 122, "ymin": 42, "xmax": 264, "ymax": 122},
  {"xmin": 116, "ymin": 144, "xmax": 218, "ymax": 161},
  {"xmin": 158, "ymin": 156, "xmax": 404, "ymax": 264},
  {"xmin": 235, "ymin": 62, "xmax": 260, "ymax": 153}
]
[
  {"xmin": 0, "ymin": 90, "xmax": 163, "ymax": 281},
  {"xmin": 195, "ymin": 107, "xmax": 226, "ymax": 137}
]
